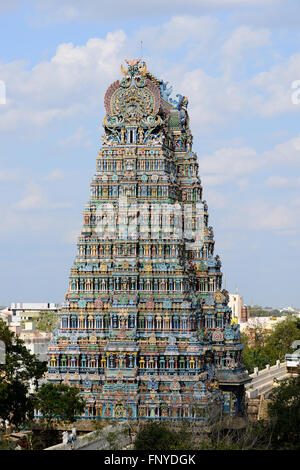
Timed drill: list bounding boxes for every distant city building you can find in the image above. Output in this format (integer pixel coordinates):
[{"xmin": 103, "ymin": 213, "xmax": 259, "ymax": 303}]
[
  {"xmin": 2, "ymin": 319, "xmax": 51, "ymax": 363},
  {"xmin": 0, "ymin": 308, "xmax": 12, "ymax": 325},
  {"xmin": 286, "ymin": 340, "xmax": 300, "ymax": 374},
  {"xmin": 19, "ymin": 322, "xmax": 51, "ymax": 362},
  {"xmin": 280, "ymin": 306, "xmax": 299, "ymax": 314},
  {"xmin": 229, "ymin": 293, "xmax": 242, "ymax": 321},
  {"xmin": 0, "ymin": 306, "xmax": 53, "ymax": 363},
  {"xmin": 228, "ymin": 290, "xmax": 250, "ymax": 324},
  {"xmin": 240, "ymin": 314, "xmax": 300, "ymax": 334},
  {"xmin": 9, "ymin": 323, "xmax": 22, "ymax": 336},
  {"xmin": 228, "ymin": 291, "xmax": 250, "ymax": 324},
  {"xmin": 6, "ymin": 302, "xmax": 60, "ymax": 323},
  {"xmin": 241, "ymin": 305, "xmax": 250, "ymax": 323},
  {"xmin": 10, "ymin": 302, "xmax": 59, "ymax": 311}
]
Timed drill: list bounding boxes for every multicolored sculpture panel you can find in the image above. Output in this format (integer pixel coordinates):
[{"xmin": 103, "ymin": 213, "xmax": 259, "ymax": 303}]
[{"xmin": 45, "ymin": 60, "xmax": 250, "ymax": 421}]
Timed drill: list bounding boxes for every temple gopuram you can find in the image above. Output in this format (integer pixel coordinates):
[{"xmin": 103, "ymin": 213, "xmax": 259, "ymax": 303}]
[{"xmin": 45, "ymin": 59, "xmax": 250, "ymax": 421}]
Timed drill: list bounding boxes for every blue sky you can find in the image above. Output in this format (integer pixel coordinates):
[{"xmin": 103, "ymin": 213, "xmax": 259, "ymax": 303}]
[{"xmin": 0, "ymin": 0, "xmax": 300, "ymax": 308}]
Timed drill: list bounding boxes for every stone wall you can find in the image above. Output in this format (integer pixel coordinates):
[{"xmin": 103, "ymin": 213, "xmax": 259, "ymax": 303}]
[{"xmin": 245, "ymin": 361, "xmax": 289, "ymax": 399}]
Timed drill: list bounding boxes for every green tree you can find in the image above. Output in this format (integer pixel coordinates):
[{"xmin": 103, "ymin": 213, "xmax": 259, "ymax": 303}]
[
  {"xmin": 35, "ymin": 313, "xmax": 59, "ymax": 333},
  {"xmin": 241, "ymin": 346, "xmax": 270, "ymax": 374},
  {"xmin": 247, "ymin": 324, "xmax": 268, "ymax": 348},
  {"xmin": 264, "ymin": 316, "xmax": 300, "ymax": 363},
  {"xmin": 198, "ymin": 420, "xmax": 272, "ymax": 450},
  {"xmin": 134, "ymin": 419, "xmax": 273, "ymax": 450},
  {"xmin": 241, "ymin": 328, "xmax": 269, "ymax": 373},
  {"xmin": 0, "ymin": 320, "xmax": 46, "ymax": 429},
  {"xmin": 134, "ymin": 422, "xmax": 189, "ymax": 450},
  {"xmin": 35, "ymin": 383, "xmax": 85, "ymax": 428},
  {"xmin": 268, "ymin": 371, "xmax": 300, "ymax": 450},
  {"xmin": 249, "ymin": 307, "xmax": 282, "ymax": 318},
  {"xmin": 241, "ymin": 317, "xmax": 300, "ymax": 373}
]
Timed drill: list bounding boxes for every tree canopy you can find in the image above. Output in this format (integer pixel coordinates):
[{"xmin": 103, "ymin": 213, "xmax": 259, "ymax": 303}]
[
  {"xmin": 134, "ymin": 421, "xmax": 189, "ymax": 450},
  {"xmin": 35, "ymin": 383, "xmax": 85, "ymax": 427},
  {"xmin": 264, "ymin": 317, "xmax": 300, "ymax": 363},
  {"xmin": 0, "ymin": 320, "xmax": 46, "ymax": 429},
  {"xmin": 268, "ymin": 372, "xmax": 300, "ymax": 450},
  {"xmin": 241, "ymin": 316, "xmax": 300, "ymax": 373}
]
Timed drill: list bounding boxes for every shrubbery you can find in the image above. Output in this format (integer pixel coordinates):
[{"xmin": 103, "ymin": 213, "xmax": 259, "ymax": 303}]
[{"xmin": 241, "ymin": 316, "xmax": 300, "ymax": 373}]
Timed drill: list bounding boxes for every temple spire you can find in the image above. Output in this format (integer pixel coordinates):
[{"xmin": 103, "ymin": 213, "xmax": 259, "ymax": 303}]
[{"xmin": 46, "ymin": 61, "xmax": 250, "ymax": 421}]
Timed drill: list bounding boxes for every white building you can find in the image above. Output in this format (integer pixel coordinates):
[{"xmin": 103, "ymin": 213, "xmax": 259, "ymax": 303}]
[
  {"xmin": 286, "ymin": 340, "xmax": 300, "ymax": 373},
  {"xmin": 239, "ymin": 314, "xmax": 300, "ymax": 332},
  {"xmin": 10, "ymin": 302, "xmax": 59, "ymax": 311},
  {"xmin": 0, "ymin": 308, "xmax": 12, "ymax": 325},
  {"xmin": 19, "ymin": 322, "xmax": 51, "ymax": 362},
  {"xmin": 229, "ymin": 292, "xmax": 243, "ymax": 322},
  {"xmin": 280, "ymin": 306, "xmax": 299, "ymax": 314},
  {"xmin": 7, "ymin": 302, "xmax": 60, "ymax": 323}
]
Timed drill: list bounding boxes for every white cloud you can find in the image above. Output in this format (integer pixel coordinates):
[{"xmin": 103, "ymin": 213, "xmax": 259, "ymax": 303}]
[
  {"xmin": 43, "ymin": 169, "xmax": 65, "ymax": 182},
  {"xmin": 290, "ymin": 196, "xmax": 300, "ymax": 207},
  {"xmin": 50, "ymin": 4, "xmax": 80, "ymax": 22},
  {"xmin": 266, "ymin": 175, "xmax": 300, "ymax": 188},
  {"xmin": 172, "ymin": 30, "xmax": 300, "ymax": 125},
  {"xmin": 197, "ymin": 134, "xmax": 300, "ymax": 188},
  {"xmin": 63, "ymin": 229, "xmax": 80, "ymax": 244},
  {"xmin": 251, "ymin": 53, "xmax": 300, "ymax": 116},
  {"xmin": 32, "ymin": 0, "xmax": 274, "ymax": 23},
  {"xmin": 134, "ymin": 15, "xmax": 218, "ymax": 52},
  {"xmin": 0, "ymin": 168, "xmax": 21, "ymax": 182},
  {"xmin": 222, "ymin": 199, "xmax": 299, "ymax": 232},
  {"xmin": 262, "ymin": 135, "xmax": 300, "ymax": 165},
  {"xmin": 234, "ymin": 0, "xmax": 300, "ymax": 30},
  {"xmin": 0, "ymin": 207, "xmax": 74, "ymax": 235},
  {"xmin": 237, "ymin": 178, "xmax": 249, "ymax": 190},
  {"xmin": 58, "ymin": 128, "xmax": 92, "ymax": 148},
  {"xmin": 175, "ymin": 48, "xmax": 300, "ymax": 129},
  {"xmin": 198, "ymin": 146, "xmax": 262, "ymax": 186},
  {"xmin": 0, "ymin": 18, "xmax": 298, "ymax": 137},
  {"xmin": 0, "ymin": 31, "xmax": 126, "ymax": 131},
  {"xmin": 177, "ymin": 68, "xmax": 249, "ymax": 131},
  {"xmin": 12, "ymin": 183, "xmax": 45, "ymax": 210},
  {"xmin": 247, "ymin": 202, "xmax": 298, "ymax": 231},
  {"xmin": 12, "ymin": 182, "xmax": 71, "ymax": 211},
  {"xmin": 0, "ymin": 1, "xmax": 20, "ymax": 12},
  {"xmin": 203, "ymin": 188, "xmax": 228, "ymax": 208},
  {"xmin": 222, "ymin": 26, "xmax": 271, "ymax": 75}
]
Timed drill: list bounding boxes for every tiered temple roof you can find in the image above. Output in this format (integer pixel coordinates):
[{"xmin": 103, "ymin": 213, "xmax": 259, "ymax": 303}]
[{"xmin": 45, "ymin": 59, "xmax": 250, "ymax": 421}]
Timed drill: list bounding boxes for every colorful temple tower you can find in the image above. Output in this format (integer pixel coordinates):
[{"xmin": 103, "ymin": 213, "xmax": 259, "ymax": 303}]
[{"xmin": 45, "ymin": 59, "xmax": 250, "ymax": 420}]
